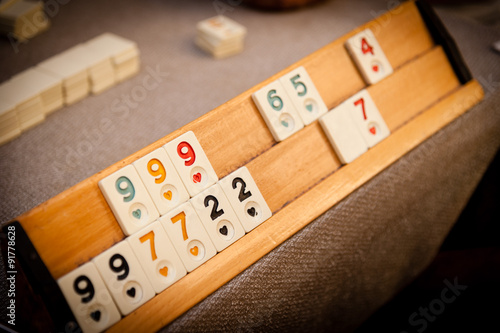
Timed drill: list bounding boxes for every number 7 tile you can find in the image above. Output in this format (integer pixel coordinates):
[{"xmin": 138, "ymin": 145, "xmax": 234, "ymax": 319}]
[{"xmin": 345, "ymin": 89, "xmax": 390, "ymax": 148}]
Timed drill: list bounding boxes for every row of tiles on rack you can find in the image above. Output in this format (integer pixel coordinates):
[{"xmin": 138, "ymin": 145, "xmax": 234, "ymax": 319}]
[
  {"xmin": 253, "ymin": 28, "xmax": 393, "ymax": 146},
  {"xmin": 58, "ymin": 131, "xmax": 272, "ymax": 333}
]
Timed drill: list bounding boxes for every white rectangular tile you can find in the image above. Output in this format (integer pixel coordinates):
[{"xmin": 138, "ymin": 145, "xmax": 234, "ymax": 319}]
[
  {"xmin": 133, "ymin": 147, "xmax": 190, "ymax": 216},
  {"xmin": 127, "ymin": 221, "xmax": 187, "ymax": 293},
  {"xmin": 252, "ymin": 80, "xmax": 304, "ymax": 142},
  {"xmin": 57, "ymin": 262, "xmax": 120, "ymax": 333},
  {"xmin": 279, "ymin": 66, "xmax": 328, "ymax": 125},
  {"xmin": 93, "ymin": 240, "xmax": 155, "ymax": 316},
  {"xmin": 190, "ymin": 183, "xmax": 245, "ymax": 252},
  {"xmin": 99, "ymin": 165, "xmax": 159, "ymax": 236},
  {"xmin": 164, "ymin": 131, "xmax": 218, "ymax": 197},
  {"xmin": 159, "ymin": 201, "xmax": 217, "ymax": 272},
  {"xmin": 219, "ymin": 167, "xmax": 272, "ymax": 232},
  {"xmin": 345, "ymin": 28, "xmax": 393, "ymax": 84}
]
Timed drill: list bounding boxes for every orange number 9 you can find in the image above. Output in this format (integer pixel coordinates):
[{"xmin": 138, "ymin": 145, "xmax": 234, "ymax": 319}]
[{"xmin": 147, "ymin": 158, "xmax": 166, "ymax": 184}]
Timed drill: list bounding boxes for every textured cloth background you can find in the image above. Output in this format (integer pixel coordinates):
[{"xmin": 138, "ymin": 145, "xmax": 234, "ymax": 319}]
[{"xmin": 0, "ymin": 0, "xmax": 499, "ymax": 332}]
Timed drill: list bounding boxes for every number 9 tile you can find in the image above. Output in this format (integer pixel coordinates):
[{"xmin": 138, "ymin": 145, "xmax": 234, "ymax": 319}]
[{"xmin": 99, "ymin": 165, "xmax": 159, "ymax": 236}]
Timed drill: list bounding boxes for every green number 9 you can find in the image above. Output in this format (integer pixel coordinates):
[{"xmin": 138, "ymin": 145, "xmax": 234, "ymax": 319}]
[
  {"xmin": 267, "ymin": 89, "xmax": 283, "ymax": 111},
  {"xmin": 291, "ymin": 74, "xmax": 307, "ymax": 96},
  {"xmin": 116, "ymin": 176, "xmax": 135, "ymax": 202}
]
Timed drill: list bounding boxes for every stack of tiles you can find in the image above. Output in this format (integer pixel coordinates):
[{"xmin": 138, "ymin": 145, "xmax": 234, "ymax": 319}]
[
  {"xmin": 38, "ymin": 51, "xmax": 90, "ymax": 106},
  {"xmin": 12, "ymin": 67, "xmax": 63, "ymax": 115},
  {"xmin": 0, "ymin": 0, "xmax": 49, "ymax": 40},
  {"xmin": 196, "ymin": 15, "xmax": 246, "ymax": 59},
  {"xmin": 85, "ymin": 33, "xmax": 140, "ymax": 82},
  {"xmin": 0, "ymin": 99, "xmax": 20, "ymax": 145},
  {"xmin": 62, "ymin": 44, "xmax": 116, "ymax": 94},
  {"xmin": 0, "ymin": 77, "xmax": 44, "ymax": 132}
]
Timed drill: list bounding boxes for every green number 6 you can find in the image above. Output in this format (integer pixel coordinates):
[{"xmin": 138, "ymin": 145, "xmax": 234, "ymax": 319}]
[
  {"xmin": 267, "ymin": 89, "xmax": 283, "ymax": 111},
  {"xmin": 291, "ymin": 74, "xmax": 307, "ymax": 96}
]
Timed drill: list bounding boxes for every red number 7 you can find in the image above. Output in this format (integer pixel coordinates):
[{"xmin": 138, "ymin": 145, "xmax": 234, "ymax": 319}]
[{"xmin": 354, "ymin": 98, "xmax": 367, "ymax": 120}]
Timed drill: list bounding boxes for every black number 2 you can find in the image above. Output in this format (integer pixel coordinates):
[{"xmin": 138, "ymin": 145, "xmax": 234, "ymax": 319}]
[
  {"xmin": 204, "ymin": 195, "xmax": 224, "ymax": 220},
  {"xmin": 232, "ymin": 177, "xmax": 252, "ymax": 202}
]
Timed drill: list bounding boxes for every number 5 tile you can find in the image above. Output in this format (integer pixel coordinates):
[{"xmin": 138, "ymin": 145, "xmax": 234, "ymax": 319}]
[
  {"xmin": 279, "ymin": 66, "xmax": 328, "ymax": 125},
  {"xmin": 99, "ymin": 165, "xmax": 159, "ymax": 236}
]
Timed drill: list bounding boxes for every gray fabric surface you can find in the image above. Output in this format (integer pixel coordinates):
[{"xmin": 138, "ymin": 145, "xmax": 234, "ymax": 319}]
[{"xmin": 0, "ymin": 0, "xmax": 499, "ymax": 332}]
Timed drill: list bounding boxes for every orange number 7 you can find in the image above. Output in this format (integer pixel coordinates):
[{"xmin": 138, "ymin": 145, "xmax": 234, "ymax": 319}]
[
  {"xmin": 171, "ymin": 212, "xmax": 188, "ymax": 240},
  {"xmin": 139, "ymin": 231, "xmax": 157, "ymax": 261}
]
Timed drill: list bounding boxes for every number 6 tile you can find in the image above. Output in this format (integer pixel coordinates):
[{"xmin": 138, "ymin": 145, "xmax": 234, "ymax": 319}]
[
  {"xmin": 99, "ymin": 165, "xmax": 159, "ymax": 236},
  {"xmin": 252, "ymin": 80, "xmax": 304, "ymax": 142}
]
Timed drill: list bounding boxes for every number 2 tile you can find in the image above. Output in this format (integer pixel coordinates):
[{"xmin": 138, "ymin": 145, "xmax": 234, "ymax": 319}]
[
  {"xmin": 219, "ymin": 167, "xmax": 272, "ymax": 232},
  {"xmin": 159, "ymin": 201, "xmax": 217, "ymax": 272},
  {"xmin": 99, "ymin": 165, "xmax": 159, "ymax": 236},
  {"xmin": 252, "ymin": 80, "xmax": 304, "ymax": 142},
  {"xmin": 93, "ymin": 240, "xmax": 155, "ymax": 316},
  {"xmin": 58, "ymin": 262, "xmax": 120, "ymax": 333},
  {"xmin": 279, "ymin": 66, "xmax": 328, "ymax": 125},
  {"xmin": 190, "ymin": 183, "xmax": 245, "ymax": 252},
  {"xmin": 164, "ymin": 131, "xmax": 218, "ymax": 197},
  {"xmin": 345, "ymin": 28, "xmax": 393, "ymax": 84},
  {"xmin": 127, "ymin": 221, "xmax": 187, "ymax": 293},
  {"xmin": 132, "ymin": 147, "xmax": 189, "ymax": 216},
  {"xmin": 345, "ymin": 89, "xmax": 390, "ymax": 148}
]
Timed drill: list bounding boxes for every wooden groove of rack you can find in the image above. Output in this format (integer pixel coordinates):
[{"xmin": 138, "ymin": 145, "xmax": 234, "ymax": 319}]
[{"xmin": 17, "ymin": 1, "xmax": 435, "ymax": 281}]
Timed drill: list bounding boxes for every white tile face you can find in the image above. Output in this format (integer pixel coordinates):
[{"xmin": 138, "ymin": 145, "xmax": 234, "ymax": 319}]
[
  {"xmin": 345, "ymin": 89, "xmax": 390, "ymax": 148},
  {"xmin": 252, "ymin": 80, "xmax": 304, "ymax": 142},
  {"xmin": 58, "ymin": 262, "xmax": 120, "ymax": 333},
  {"xmin": 319, "ymin": 103, "xmax": 368, "ymax": 164},
  {"xmin": 345, "ymin": 29, "xmax": 393, "ymax": 85},
  {"xmin": 190, "ymin": 183, "xmax": 245, "ymax": 252},
  {"xmin": 127, "ymin": 221, "xmax": 187, "ymax": 293},
  {"xmin": 133, "ymin": 148, "xmax": 190, "ymax": 216},
  {"xmin": 99, "ymin": 165, "xmax": 159, "ymax": 236},
  {"xmin": 164, "ymin": 131, "xmax": 218, "ymax": 197},
  {"xmin": 197, "ymin": 16, "xmax": 247, "ymax": 43},
  {"xmin": 159, "ymin": 201, "xmax": 216, "ymax": 272},
  {"xmin": 93, "ymin": 241, "xmax": 155, "ymax": 316},
  {"xmin": 279, "ymin": 66, "xmax": 328, "ymax": 125},
  {"xmin": 219, "ymin": 167, "xmax": 272, "ymax": 233}
]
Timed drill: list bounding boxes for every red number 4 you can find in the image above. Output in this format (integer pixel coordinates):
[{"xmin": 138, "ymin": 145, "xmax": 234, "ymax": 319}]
[
  {"xmin": 361, "ymin": 38, "xmax": 374, "ymax": 55},
  {"xmin": 354, "ymin": 98, "xmax": 367, "ymax": 120}
]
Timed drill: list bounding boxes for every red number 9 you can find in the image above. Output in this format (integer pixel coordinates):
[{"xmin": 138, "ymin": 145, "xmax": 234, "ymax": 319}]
[{"xmin": 177, "ymin": 141, "xmax": 196, "ymax": 166}]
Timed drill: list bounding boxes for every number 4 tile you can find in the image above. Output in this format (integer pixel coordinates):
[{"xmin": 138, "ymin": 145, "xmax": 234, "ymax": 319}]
[
  {"xmin": 93, "ymin": 240, "xmax": 155, "ymax": 316},
  {"xmin": 219, "ymin": 167, "xmax": 272, "ymax": 232},
  {"xmin": 164, "ymin": 131, "xmax": 218, "ymax": 197},
  {"xmin": 252, "ymin": 80, "xmax": 304, "ymax": 142},
  {"xmin": 279, "ymin": 66, "xmax": 328, "ymax": 125},
  {"xmin": 57, "ymin": 262, "xmax": 120, "ymax": 333},
  {"xmin": 346, "ymin": 89, "xmax": 390, "ymax": 148},
  {"xmin": 345, "ymin": 28, "xmax": 393, "ymax": 84}
]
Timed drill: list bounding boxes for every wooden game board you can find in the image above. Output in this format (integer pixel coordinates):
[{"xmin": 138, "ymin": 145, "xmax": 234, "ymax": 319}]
[{"xmin": 7, "ymin": 1, "xmax": 484, "ymax": 332}]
